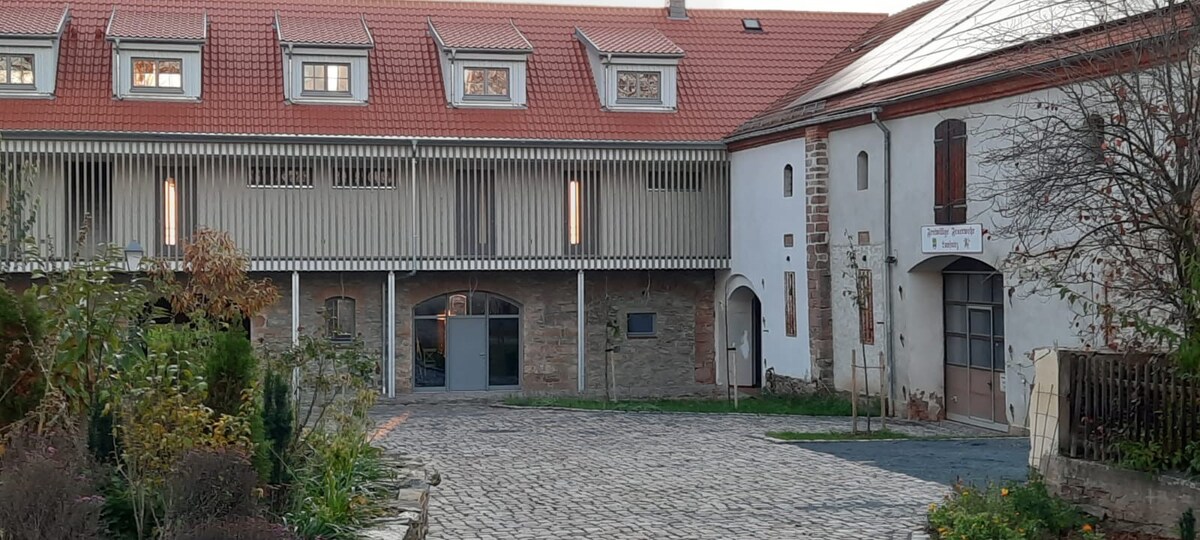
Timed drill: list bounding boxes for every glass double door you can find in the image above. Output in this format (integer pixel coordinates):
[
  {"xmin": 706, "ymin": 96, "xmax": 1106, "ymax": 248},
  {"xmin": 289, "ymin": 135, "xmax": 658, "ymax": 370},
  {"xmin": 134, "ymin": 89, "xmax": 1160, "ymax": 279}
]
[
  {"xmin": 943, "ymin": 266, "xmax": 1007, "ymax": 428},
  {"xmin": 414, "ymin": 292, "xmax": 521, "ymax": 391}
]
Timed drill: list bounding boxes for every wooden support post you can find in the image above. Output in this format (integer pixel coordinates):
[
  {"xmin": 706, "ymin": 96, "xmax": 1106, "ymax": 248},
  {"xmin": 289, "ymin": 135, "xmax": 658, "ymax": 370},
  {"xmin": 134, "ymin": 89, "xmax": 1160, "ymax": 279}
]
[
  {"xmin": 851, "ymin": 349, "xmax": 859, "ymax": 433},
  {"xmin": 879, "ymin": 350, "xmax": 887, "ymax": 431}
]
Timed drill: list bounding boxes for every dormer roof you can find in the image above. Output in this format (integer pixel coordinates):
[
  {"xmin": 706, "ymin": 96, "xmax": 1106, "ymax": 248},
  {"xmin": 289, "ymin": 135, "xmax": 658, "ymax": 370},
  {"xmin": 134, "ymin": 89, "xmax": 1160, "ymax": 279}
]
[
  {"xmin": 575, "ymin": 27, "xmax": 683, "ymax": 58},
  {"xmin": 428, "ymin": 20, "xmax": 532, "ymax": 53},
  {"xmin": 106, "ymin": 9, "xmax": 207, "ymax": 43},
  {"xmin": 275, "ymin": 14, "xmax": 373, "ymax": 48},
  {"xmin": 0, "ymin": 5, "xmax": 69, "ymax": 38}
]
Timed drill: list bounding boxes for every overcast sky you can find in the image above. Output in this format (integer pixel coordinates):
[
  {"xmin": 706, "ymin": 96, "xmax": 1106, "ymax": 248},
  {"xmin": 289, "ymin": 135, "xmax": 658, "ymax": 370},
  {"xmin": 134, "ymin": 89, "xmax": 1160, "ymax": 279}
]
[{"xmin": 454, "ymin": 0, "xmax": 929, "ymax": 14}]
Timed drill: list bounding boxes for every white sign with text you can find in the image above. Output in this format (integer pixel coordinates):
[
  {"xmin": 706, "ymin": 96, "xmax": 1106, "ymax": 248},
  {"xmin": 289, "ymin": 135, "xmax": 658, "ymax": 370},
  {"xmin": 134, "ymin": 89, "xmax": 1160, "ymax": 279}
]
[{"xmin": 921, "ymin": 223, "xmax": 984, "ymax": 254}]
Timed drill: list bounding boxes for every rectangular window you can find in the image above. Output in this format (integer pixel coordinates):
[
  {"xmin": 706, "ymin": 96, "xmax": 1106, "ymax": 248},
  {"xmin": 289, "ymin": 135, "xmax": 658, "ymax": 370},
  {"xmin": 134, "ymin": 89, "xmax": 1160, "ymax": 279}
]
[
  {"xmin": 463, "ymin": 67, "xmax": 510, "ymax": 99},
  {"xmin": 0, "ymin": 55, "xmax": 34, "ymax": 86},
  {"xmin": 65, "ymin": 162, "xmax": 112, "ymax": 258},
  {"xmin": 647, "ymin": 170, "xmax": 701, "ymax": 192},
  {"xmin": 456, "ymin": 169, "xmax": 495, "ymax": 256},
  {"xmin": 616, "ymin": 70, "xmax": 661, "ymax": 102},
  {"xmin": 627, "ymin": 312, "xmax": 656, "ymax": 338},
  {"xmin": 857, "ymin": 269, "xmax": 875, "ymax": 345},
  {"xmin": 783, "ymin": 234, "xmax": 794, "ymax": 247},
  {"xmin": 132, "ymin": 58, "xmax": 183, "ymax": 90},
  {"xmin": 333, "ymin": 168, "xmax": 396, "ymax": 189},
  {"xmin": 785, "ymin": 271, "xmax": 797, "ymax": 337},
  {"xmin": 156, "ymin": 167, "xmax": 196, "ymax": 255},
  {"xmin": 247, "ymin": 166, "xmax": 313, "ymax": 189},
  {"xmin": 564, "ymin": 172, "xmax": 600, "ymax": 254},
  {"xmin": 302, "ymin": 63, "xmax": 350, "ymax": 95}
]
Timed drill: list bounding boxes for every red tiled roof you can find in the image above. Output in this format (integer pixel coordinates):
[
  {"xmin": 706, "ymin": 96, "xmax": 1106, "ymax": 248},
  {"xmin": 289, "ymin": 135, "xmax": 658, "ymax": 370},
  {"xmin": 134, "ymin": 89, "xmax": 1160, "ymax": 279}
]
[
  {"xmin": 0, "ymin": 0, "xmax": 885, "ymax": 142},
  {"xmin": 107, "ymin": 9, "xmax": 207, "ymax": 42},
  {"xmin": 576, "ymin": 27, "xmax": 683, "ymax": 56},
  {"xmin": 429, "ymin": 20, "xmax": 532, "ymax": 52},
  {"xmin": 730, "ymin": 0, "xmax": 947, "ymax": 139},
  {"xmin": 0, "ymin": 5, "xmax": 68, "ymax": 37},
  {"xmin": 276, "ymin": 14, "xmax": 372, "ymax": 46}
]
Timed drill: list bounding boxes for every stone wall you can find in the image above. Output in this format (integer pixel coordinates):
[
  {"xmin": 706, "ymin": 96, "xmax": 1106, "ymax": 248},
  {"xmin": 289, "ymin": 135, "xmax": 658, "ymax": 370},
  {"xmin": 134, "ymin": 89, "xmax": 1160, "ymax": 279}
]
[
  {"xmin": 1041, "ymin": 454, "xmax": 1200, "ymax": 537},
  {"xmin": 251, "ymin": 269, "xmax": 716, "ymax": 396}
]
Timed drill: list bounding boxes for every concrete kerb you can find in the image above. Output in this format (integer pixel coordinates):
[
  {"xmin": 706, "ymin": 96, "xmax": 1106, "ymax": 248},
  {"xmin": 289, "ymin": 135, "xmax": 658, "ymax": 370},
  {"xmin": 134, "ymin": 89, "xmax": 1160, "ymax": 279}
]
[{"xmin": 761, "ymin": 434, "xmax": 1025, "ymax": 444}]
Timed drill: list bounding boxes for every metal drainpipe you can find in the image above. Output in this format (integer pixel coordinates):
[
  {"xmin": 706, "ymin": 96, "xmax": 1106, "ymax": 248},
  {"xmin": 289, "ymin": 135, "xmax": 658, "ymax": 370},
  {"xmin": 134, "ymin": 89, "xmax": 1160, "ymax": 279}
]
[{"xmin": 871, "ymin": 111, "xmax": 897, "ymax": 413}]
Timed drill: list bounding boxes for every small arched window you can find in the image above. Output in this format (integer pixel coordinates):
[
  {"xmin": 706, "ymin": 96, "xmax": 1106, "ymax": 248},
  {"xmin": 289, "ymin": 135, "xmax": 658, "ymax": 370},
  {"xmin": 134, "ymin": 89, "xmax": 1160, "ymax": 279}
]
[
  {"xmin": 856, "ymin": 151, "xmax": 869, "ymax": 191},
  {"xmin": 934, "ymin": 119, "xmax": 968, "ymax": 224},
  {"xmin": 324, "ymin": 297, "xmax": 355, "ymax": 342},
  {"xmin": 783, "ymin": 164, "xmax": 794, "ymax": 197}
]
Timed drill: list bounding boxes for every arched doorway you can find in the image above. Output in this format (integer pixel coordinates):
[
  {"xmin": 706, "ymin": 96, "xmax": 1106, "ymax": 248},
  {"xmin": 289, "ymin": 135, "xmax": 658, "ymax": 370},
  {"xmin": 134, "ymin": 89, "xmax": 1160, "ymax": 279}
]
[
  {"xmin": 726, "ymin": 285, "xmax": 762, "ymax": 388},
  {"xmin": 942, "ymin": 258, "xmax": 1006, "ymax": 428},
  {"xmin": 413, "ymin": 291, "xmax": 521, "ymax": 391}
]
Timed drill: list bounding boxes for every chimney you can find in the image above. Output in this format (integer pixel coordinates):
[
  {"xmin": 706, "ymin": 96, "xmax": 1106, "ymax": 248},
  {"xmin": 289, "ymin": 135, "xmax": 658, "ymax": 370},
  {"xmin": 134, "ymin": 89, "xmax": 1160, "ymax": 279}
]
[{"xmin": 668, "ymin": 0, "xmax": 687, "ymax": 20}]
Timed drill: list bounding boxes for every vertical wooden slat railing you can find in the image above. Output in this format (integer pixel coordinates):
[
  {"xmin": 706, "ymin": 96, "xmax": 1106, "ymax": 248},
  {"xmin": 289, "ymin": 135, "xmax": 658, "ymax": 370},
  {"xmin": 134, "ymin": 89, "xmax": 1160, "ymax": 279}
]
[{"xmin": 1060, "ymin": 351, "xmax": 1200, "ymax": 464}]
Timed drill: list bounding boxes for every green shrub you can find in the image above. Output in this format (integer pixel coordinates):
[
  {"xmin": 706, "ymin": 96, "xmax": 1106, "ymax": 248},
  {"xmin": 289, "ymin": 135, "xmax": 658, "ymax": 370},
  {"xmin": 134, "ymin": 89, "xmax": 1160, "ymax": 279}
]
[
  {"xmin": 928, "ymin": 479, "xmax": 1100, "ymax": 539},
  {"xmin": 204, "ymin": 330, "xmax": 257, "ymax": 418},
  {"xmin": 0, "ymin": 285, "xmax": 45, "ymax": 428},
  {"xmin": 262, "ymin": 368, "xmax": 294, "ymax": 485}
]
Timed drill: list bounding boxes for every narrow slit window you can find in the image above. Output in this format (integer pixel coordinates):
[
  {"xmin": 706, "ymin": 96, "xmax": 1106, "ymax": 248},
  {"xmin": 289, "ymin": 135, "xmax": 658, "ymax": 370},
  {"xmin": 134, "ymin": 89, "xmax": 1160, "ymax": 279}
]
[
  {"xmin": 857, "ymin": 151, "xmax": 869, "ymax": 191},
  {"xmin": 564, "ymin": 172, "xmax": 599, "ymax": 254},
  {"xmin": 132, "ymin": 58, "xmax": 183, "ymax": 90},
  {"xmin": 785, "ymin": 271, "xmax": 797, "ymax": 337},
  {"xmin": 0, "ymin": 55, "xmax": 34, "ymax": 86},
  {"xmin": 783, "ymin": 164, "xmax": 794, "ymax": 197},
  {"xmin": 302, "ymin": 63, "xmax": 350, "ymax": 95},
  {"xmin": 568, "ymin": 178, "xmax": 582, "ymax": 245},
  {"xmin": 163, "ymin": 177, "xmax": 178, "ymax": 246}
]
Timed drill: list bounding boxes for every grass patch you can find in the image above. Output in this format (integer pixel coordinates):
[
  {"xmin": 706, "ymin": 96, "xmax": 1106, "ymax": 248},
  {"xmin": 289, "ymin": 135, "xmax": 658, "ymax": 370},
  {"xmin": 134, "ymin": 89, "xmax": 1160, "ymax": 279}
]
[
  {"xmin": 766, "ymin": 429, "xmax": 914, "ymax": 441},
  {"xmin": 502, "ymin": 394, "xmax": 861, "ymax": 416}
]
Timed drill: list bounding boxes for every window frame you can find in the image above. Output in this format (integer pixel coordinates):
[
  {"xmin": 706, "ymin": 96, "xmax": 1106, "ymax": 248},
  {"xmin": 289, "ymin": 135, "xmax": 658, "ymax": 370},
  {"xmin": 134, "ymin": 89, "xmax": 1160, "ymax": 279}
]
[
  {"xmin": 856, "ymin": 151, "xmax": 870, "ymax": 191},
  {"xmin": 130, "ymin": 57, "xmax": 184, "ymax": 93},
  {"xmin": 324, "ymin": 296, "xmax": 356, "ymax": 343},
  {"xmin": 626, "ymin": 312, "xmax": 657, "ymax": 338},
  {"xmin": 0, "ymin": 54, "xmax": 35, "ymax": 89},
  {"xmin": 300, "ymin": 61, "xmax": 352, "ymax": 97},
  {"xmin": 615, "ymin": 70, "xmax": 663, "ymax": 104},
  {"xmin": 564, "ymin": 171, "xmax": 600, "ymax": 255},
  {"xmin": 933, "ymin": 119, "xmax": 968, "ymax": 225},
  {"xmin": 461, "ymin": 66, "xmax": 511, "ymax": 101},
  {"xmin": 783, "ymin": 164, "xmax": 794, "ymax": 197}
]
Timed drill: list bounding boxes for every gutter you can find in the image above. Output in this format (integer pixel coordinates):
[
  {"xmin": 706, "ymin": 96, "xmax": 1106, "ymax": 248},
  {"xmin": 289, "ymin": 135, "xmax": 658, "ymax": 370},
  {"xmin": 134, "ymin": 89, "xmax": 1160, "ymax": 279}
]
[
  {"xmin": 724, "ymin": 107, "xmax": 881, "ymax": 145},
  {"xmin": 871, "ymin": 111, "xmax": 897, "ymax": 413},
  {"xmin": 0, "ymin": 130, "xmax": 728, "ymax": 150}
]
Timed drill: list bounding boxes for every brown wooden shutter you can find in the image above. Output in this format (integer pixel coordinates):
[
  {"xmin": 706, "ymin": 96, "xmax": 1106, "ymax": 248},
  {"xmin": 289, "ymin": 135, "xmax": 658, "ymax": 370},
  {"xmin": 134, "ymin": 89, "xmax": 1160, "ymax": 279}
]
[
  {"xmin": 934, "ymin": 121, "xmax": 950, "ymax": 224},
  {"xmin": 933, "ymin": 119, "xmax": 967, "ymax": 225}
]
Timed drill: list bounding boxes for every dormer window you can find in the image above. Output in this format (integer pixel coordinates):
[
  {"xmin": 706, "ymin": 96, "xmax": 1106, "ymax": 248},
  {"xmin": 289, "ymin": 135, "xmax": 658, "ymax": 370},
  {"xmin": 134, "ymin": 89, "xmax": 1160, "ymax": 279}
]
[
  {"xmin": 0, "ymin": 6, "xmax": 69, "ymax": 98},
  {"xmin": 616, "ymin": 71, "xmax": 661, "ymax": 103},
  {"xmin": 276, "ymin": 15, "xmax": 373, "ymax": 105},
  {"xmin": 428, "ymin": 20, "xmax": 532, "ymax": 109},
  {"xmin": 132, "ymin": 58, "xmax": 183, "ymax": 90},
  {"xmin": 0, "ymin": 55, "xmax": 35, "ymax": 87},
  {"xmin": 302, "ymin": 63, "xmax": 350, "ymax": 95},
  {"xmin": 575, "ymin": 27, "xmax": 683, "ymax": 112},
  {"xmin": 463, "ymin": 67, "xmax": 509, "ymax": 99},
  {"xmin": 107, "ymin": 10, "xmax": 206, "ymax": 101}
]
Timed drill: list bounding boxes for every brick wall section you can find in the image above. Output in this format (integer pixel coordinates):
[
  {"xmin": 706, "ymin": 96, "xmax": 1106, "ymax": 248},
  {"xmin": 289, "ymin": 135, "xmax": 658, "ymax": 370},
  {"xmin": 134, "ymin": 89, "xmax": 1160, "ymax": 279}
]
[
  {"xmin": 805, "ymin": 127, "xmax": 835, "ymax": 387},
  {"xmin": 252, "ymin": 270, "xmax": 716, "ymax": 397}
]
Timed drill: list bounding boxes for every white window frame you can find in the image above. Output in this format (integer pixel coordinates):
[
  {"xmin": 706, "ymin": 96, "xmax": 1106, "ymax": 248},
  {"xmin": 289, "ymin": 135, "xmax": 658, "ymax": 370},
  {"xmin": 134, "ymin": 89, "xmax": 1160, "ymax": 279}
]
[
  {"xmin": 130, "ymin": 56, "xmax": 184, "ymax": 93},
  {"xmin": 603, "ymin": 63, "xmax": 677, "ymax": 112},
  {"xmin": 461, "ymin": 66, "xmax": 511, "ymax": 102},
  {"xmin": 448, "ymin": 57, "xmax": 526, "ymax": 109},
  {"xmin": 0, "ymin": 53, "xmax": 35, "ymax": 88},
  {"xmin": 0, "ymin": 41, "xmax": 59, "ymax": 98},
  {"xmin": 283, "ymin": 49, "xmax": 369, "ymax": 105},
  {"xmin": 113, "ymin": 44, "xmax": 201, "ymax": 101},
  {"xmin": 301, "ymin": 61, "xmax": 352, "ymax": 97}
]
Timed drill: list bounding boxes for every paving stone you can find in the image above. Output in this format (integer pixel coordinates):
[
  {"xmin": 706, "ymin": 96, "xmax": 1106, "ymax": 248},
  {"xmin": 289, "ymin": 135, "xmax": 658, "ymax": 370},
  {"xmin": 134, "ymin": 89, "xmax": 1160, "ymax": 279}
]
[{"xmin": 373, "ymin": 404, "xmax": 988, "ymax": 540}]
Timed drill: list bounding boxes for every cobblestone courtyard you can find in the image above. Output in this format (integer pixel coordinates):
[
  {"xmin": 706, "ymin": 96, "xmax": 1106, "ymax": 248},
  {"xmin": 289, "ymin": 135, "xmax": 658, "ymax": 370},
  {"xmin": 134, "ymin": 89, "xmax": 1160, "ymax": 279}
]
[{"xmin": 374, "ymin": 404, "xmax": 1027, "ymax": 540}]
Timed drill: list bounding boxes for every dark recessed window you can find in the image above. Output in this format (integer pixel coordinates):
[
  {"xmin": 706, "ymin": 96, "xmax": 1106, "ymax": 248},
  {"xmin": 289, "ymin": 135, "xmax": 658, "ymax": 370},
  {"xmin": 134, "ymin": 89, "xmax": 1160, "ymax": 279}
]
[
  {"xmin": 742, "ymin": 19, "xmax": 763, "ymax": 32},
  {"xmin": 325, "ymin": 296, "xmax": 356, "ymax": 342},
  {"xmin": 627, "ymin": 312, "xmax": 656, "ymax": 338}
]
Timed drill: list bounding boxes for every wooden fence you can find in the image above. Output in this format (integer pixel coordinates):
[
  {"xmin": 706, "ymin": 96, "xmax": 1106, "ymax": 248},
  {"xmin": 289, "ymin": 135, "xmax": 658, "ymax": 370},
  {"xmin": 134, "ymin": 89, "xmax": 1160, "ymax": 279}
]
[{"xmin": 1059, "ymin": 351, "xmax": 1200, "ymax": 463}]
